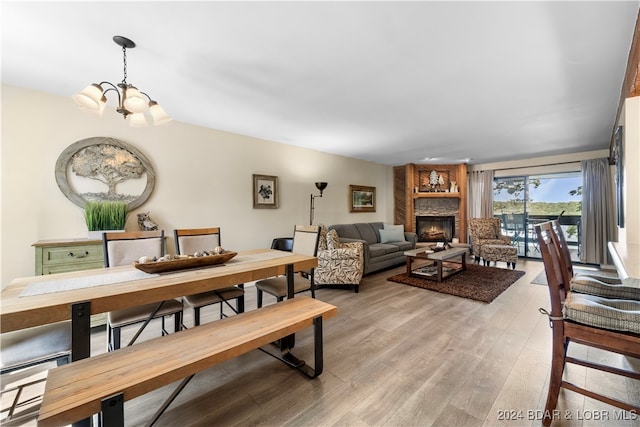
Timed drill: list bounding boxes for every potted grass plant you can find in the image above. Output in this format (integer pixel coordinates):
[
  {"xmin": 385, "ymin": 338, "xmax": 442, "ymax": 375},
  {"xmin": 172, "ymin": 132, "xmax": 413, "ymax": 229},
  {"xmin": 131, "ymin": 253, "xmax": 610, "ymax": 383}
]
[{"xmin": 85, "ymin": 201, "xmax": 128, "ymax": 239}]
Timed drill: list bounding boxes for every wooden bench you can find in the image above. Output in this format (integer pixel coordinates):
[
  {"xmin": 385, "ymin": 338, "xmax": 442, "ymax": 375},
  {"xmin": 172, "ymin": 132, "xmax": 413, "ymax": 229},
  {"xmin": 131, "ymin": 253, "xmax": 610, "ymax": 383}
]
[{"xmin": 38, "ymin": 296, "xmax": 337, "ymax": 427}]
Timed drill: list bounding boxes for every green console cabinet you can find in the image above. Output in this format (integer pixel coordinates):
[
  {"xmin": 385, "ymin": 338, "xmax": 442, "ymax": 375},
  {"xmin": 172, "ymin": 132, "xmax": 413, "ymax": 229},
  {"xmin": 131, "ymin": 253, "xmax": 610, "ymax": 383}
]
[{"xmin": 33, "ymin": 238, "xmax": 106, "ymax": 326}]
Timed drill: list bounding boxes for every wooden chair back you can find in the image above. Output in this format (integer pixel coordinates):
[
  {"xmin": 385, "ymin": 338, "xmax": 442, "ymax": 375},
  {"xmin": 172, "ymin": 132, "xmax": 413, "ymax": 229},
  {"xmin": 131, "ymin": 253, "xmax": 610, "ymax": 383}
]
[
  {"xmin": 534, "ymin": 221, "xmax": 567, "ymax": 317},
  {"xmin": 548, "ymin": 219, "xmax": 575, "ymax": 287}
]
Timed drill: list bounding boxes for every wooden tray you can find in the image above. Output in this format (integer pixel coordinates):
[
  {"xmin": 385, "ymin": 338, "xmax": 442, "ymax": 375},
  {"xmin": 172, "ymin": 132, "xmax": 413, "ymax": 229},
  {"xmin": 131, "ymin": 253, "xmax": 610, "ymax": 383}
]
[{"xmin": 133, "ymin": 251, "xmax": 237, "ymax": 274}]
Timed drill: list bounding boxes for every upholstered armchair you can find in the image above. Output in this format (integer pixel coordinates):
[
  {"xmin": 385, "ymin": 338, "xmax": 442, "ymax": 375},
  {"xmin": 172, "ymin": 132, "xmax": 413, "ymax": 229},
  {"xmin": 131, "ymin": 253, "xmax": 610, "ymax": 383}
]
[
  {"xmin": 468, "ymin": 218, "xmax": 511, "ymax": 262},
  {"xmin": 315, "ymin": 226, "xmax": 365, "ymax": 293}
]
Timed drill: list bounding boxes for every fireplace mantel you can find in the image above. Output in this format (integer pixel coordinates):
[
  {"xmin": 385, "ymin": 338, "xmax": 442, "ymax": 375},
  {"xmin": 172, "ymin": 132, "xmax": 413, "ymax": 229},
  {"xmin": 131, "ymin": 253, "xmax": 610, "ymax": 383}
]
[
  {"xmin": 393, "ymin": 163, "xmax": 468, "ymax": 243},
  {"xmin": 412, "ymin": 192, "xmax": 461, "ymax": 199}
]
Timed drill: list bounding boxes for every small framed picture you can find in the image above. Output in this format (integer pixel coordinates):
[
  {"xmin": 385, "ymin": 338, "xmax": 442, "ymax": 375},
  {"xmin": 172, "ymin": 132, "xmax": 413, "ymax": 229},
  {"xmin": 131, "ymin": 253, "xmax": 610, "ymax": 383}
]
[
  {"xmin": 349, "ymin": 185, "xmax": 376, "ymax": 213},
  {"xmin": 253, "ymin": 174, "xmax": 279, "ymax": 209}
]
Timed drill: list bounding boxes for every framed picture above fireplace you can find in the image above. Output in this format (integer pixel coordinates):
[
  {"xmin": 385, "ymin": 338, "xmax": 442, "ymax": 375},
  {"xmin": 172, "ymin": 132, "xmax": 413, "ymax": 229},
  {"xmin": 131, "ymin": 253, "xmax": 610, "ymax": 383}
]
[{"xmin": 349, "ymin": 185, "xmax": 376, "ymax": 212}]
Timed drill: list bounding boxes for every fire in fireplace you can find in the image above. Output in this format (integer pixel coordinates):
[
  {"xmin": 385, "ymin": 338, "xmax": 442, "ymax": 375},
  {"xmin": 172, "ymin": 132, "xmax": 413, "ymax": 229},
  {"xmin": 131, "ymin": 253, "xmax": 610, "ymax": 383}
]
[{"xmin": 416, "ymin": 215, "xmax": 455, "ymax": 242}]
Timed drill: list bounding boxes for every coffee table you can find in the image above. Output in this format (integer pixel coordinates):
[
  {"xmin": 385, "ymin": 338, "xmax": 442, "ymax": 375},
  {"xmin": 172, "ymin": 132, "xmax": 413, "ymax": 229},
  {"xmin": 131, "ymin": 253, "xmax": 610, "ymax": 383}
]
[{"xmin": 404, "ymin": 247, "xmax": 468, "ymax": 282}]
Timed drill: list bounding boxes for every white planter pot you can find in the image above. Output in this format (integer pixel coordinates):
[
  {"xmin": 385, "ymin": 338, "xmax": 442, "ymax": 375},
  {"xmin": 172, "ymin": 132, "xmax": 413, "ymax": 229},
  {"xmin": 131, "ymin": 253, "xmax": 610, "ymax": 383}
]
[{"xmin": 88, "ymin": 230, "xmax": 124, "ymax": 240}]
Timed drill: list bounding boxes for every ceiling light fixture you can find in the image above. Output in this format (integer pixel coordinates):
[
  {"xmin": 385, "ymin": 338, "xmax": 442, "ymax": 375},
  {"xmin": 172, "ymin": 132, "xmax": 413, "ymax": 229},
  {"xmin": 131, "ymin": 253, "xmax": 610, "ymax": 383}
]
[{"xmin": 73, "ymin": 36, "xmax": 171, "ymax": 127}]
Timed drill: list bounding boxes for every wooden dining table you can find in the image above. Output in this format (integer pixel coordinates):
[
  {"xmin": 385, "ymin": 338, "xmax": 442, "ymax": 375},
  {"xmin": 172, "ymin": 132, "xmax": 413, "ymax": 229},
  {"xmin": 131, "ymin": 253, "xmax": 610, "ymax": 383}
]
[{"xmin": 1, "ymin": 248, "xmax": 317, "ymax": 360}]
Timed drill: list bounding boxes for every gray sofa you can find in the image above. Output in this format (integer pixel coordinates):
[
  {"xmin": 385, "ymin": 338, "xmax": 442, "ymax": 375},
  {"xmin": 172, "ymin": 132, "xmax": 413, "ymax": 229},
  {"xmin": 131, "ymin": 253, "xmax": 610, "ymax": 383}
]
[{"xmin": 328, "ymin": 222, "xmax": 417, "ymax": 275}]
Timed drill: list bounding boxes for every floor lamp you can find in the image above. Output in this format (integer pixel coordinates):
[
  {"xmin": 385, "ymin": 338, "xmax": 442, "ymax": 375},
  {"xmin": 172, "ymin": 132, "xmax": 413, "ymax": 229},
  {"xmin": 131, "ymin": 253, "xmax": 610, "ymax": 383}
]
[{"xmin": 310, "ymin": 182, "xmax": 328, "ymax": 225}]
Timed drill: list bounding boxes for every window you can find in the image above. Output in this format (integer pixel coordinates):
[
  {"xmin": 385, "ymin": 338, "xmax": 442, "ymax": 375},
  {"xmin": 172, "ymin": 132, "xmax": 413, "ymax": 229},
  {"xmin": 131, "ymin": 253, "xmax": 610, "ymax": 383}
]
[{"xmin": 493, "ymin": 172, "xmax": 581, "ymax": 259}]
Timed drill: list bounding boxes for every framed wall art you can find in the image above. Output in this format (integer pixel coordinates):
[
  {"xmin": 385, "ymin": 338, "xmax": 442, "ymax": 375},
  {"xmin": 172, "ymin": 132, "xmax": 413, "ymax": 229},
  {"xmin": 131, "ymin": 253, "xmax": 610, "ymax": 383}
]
[
  {"xmin": 55, "ymin": 136, "xmax": 155, "ymax": 210},
  {"xmin": 253, "ymin": 174, "xmax": 279, "ymax": 209},
  {"xmin": 350, "ymin": 185, "xmax": 376, "ymax": 213}
]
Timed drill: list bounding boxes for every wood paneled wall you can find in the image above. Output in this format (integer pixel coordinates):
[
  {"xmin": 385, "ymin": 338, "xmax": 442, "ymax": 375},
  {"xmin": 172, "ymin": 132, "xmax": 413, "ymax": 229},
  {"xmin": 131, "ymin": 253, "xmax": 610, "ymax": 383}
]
[{"xmin": 393, "ymin": 163, "xmax": 468, "ymax": 243}]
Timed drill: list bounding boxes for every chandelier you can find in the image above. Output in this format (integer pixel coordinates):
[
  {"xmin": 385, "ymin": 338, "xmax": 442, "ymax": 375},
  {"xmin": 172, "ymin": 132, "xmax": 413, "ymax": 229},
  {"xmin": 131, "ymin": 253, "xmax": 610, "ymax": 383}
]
[{"xmin": 73, "ymin": 36, "xmax": 171, "ymax": 127}]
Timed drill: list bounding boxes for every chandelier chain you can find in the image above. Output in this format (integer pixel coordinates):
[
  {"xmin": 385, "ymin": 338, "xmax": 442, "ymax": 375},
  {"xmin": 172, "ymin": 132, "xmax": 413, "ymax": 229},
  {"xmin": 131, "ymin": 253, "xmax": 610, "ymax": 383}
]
[{"xmin": 121, "ymin": 45, "xmax": 128, "ymax": 85}]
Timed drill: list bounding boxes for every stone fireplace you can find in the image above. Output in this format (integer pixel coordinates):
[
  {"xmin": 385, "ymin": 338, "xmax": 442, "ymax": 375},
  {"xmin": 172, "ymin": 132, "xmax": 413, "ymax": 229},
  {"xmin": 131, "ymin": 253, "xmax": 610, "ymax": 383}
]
[
  {"xmin": 413, "ymin": 198, "xmax": 461, "ymax": 241},
  {"xmin": 416, "ymin": 215, "xmax": 455, "ymax": 242}
]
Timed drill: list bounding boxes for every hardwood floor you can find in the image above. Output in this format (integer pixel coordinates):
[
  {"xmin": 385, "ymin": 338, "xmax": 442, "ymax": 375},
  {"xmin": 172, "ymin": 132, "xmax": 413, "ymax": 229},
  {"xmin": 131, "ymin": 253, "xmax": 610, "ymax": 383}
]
[{"xmin": 2, "ymin": 260, "xmax": 639, "ymax": 426}]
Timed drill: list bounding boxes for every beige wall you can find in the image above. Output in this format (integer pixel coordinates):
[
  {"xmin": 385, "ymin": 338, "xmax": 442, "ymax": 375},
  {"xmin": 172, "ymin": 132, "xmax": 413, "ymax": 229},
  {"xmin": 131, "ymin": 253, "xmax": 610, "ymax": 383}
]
[
  {"xmin": 618, "ymin": 96, "xmax": 640, "ymax": 244},
  {"xmin": 1, "ymin": 85, "xmax": 393, "ymax": 287},
  {"xmin": 470, "ymin": 104, "xmax": 640, "ymax": 247},
  {"xmin": 3, "ymin": 85, "xmax": 637, "ymax": 286}
]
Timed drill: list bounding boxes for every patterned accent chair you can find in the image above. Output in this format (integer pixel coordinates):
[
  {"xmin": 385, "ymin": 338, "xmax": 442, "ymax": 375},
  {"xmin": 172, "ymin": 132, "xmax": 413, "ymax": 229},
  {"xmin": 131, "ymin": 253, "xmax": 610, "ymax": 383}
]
[
  {"xmin": 468, "ymin": 218, "xmax": 511, "ymax": 263},
  {"xmin": 315, "ymin": 225, "xmax": 365, "ymax": 293}
]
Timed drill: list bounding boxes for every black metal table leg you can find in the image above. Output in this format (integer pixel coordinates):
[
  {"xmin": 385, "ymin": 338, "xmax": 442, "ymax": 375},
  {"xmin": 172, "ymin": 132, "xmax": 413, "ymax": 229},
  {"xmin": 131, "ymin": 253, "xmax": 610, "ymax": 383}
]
[
  {"xmin": 281, "ymin": 263, "xmax": 296, "ymax": 349},
  {"xmin": 71, "ymin": 301, "xmax": 92, "ymax": 427},
  {"xmin": 237, "ymin": 283, "xmax": 245, "ymax": 313},
  {"xmin": 101, "ymin": 393, "xmax": 124, "ymax": 427},
  {"xmin": 71, "ymin": 301, "xmax": 91, "ymax": 361},
  {"xmin": 286, "ymin": 263, "xmax": 294, "ymax": 299}
]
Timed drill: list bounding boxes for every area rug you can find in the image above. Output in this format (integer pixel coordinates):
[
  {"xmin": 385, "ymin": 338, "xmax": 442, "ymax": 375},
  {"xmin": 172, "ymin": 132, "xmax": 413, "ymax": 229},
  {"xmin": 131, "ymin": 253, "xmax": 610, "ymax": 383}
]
[
  {"xmin": 387, "ymin": 263, "xmax": 525, "ymax": 303},
  {"xmin": 531, "ymin": 266, "xmax": 618, "ymax": 286}
]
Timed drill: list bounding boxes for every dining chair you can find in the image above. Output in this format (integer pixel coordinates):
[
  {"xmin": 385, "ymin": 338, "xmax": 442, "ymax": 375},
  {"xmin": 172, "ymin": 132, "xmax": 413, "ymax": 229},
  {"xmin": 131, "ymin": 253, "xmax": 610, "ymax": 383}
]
[
  {"xmin": 535, "ymin": 221, "xmax": 640, "ymax": 426},
  {"xmin": 103, "ymin": 230, "xmax": 183, "ymax": 351},
  {"xmin": 174, "ymin": 227, "xmax": 245, "ymax": 326},
  {"xmin": 270, "ymin": 237, "xmax": 294, "ymax": 252},
  {"xmin": 0, "ymin": 321, "xmax": 71, "ymax": 420},
  {"xmin": 549, "ymin": 220, "xmax": 639, "ymax": 300},
  {"xmin": 255, "ymin": 225, "xmax": 320, "ymax": 308}
]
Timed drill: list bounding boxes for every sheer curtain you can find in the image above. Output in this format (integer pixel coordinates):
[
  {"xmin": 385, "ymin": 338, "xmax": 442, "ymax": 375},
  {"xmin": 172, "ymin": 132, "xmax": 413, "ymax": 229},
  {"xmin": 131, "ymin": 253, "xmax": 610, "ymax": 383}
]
[
  {"xmin": 468, "ymin": 170, "xmax": 494, "ymax": 219},
  {"xmin": 581, "ymin": 158, "xmax": 617, "ymax": 265}
]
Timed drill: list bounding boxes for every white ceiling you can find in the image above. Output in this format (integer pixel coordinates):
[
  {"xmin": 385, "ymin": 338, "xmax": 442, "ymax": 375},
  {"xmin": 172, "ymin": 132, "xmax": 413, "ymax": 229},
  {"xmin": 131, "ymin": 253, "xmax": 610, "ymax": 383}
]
[{"xmin": 2, "ymin": 1, "xmax": 638, "ymax": 166}]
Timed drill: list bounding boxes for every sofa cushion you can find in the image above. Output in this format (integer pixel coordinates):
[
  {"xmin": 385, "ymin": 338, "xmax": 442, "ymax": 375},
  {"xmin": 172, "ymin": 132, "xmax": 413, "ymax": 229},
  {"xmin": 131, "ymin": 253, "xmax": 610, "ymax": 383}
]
[
  {"xmin": 328, "ymin": 224, "xmax": 362, "ymax": 241},
  {"xmin": 368, "ymin": 243, "xmax": 388, "ymax": 258},
  {"xmin": 370, "ymin": 243, "xmax": 400, "ymax": 255},
  {"xmin": 384, "ymin": 223, "xmax": 405, "ymax": 233},
  {"xmin": 395, "ymin": 241, "xmax": 414, "ymax": 251},
  {"xmin": 354, "ymin": 223, "xmax": 379, "ymax": 244},
  {"xmin": 379, "ymin": 228, "xmax": 406, "ymax": 243}
]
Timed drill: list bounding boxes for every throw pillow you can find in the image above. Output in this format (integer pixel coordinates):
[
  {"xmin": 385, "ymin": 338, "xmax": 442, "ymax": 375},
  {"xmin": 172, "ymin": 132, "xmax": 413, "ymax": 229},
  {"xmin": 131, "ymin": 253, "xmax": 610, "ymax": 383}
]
[
  {"xmin": 327, "ymin": 229, "xmax": 341, "ymax": 250},
  {"xmin": 379, "ymin": 228, "xmax": 405, "ymax": 243},
  {"xmin": 317, "ymin": 225, "xmax": 328, "ymax": 251},
  {"xmin": 384, "ymin": 223, "xmax": 404, "ymax": 232}
]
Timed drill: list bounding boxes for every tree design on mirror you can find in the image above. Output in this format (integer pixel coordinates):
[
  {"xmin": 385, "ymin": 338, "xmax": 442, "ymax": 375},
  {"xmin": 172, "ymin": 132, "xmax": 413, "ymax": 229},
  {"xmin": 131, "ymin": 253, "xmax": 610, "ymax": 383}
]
[{"xmin": 55, "ymin": 137, "xmax": 155, "ymax": 210}]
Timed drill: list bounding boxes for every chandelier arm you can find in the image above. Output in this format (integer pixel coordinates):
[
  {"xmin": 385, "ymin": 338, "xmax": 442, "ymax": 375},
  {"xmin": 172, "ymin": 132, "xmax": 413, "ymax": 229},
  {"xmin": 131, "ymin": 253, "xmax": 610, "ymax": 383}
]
[
  {"xmin": 138, "ymin": 91, "xmax": 153, "ymax": 102},
  {"xmin": 99, "ymin": 82, "xmax": 122, "ymax": 108}
]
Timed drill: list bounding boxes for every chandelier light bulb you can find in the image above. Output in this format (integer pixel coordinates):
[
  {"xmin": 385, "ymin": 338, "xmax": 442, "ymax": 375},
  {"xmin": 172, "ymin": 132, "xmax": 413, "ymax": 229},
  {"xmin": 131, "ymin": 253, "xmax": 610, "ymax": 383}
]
[
  {"xmin": 72, "ymin": 83, "xmax": 104, "ymax": 112},
  {"xmin": 128, "ymin": 112, "xmax": 149, "ymax": 127},
  {"xmin": 149, "ymin": 101, "xmax": 172, "ymax": 125},
  {"xmin": 123, "ymin": 86, "xmax": 148, "ymax": 113}
]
